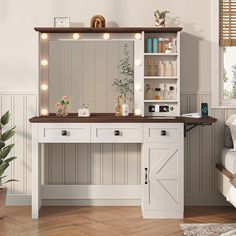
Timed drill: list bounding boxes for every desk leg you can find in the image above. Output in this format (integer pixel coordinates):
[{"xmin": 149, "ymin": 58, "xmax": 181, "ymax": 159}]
[{"xmin": 32, "ymin": 124, "xmax": 41, "ymax": 219}]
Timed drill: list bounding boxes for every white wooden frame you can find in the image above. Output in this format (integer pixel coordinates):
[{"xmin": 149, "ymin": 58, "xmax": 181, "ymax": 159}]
[
  {"xmin": 211, "ymin": 0, "xmax": 236, "ymax": 108},
  {"xmin": 39, "ymin": 32, "xmax": 144, "ymax": 116}
]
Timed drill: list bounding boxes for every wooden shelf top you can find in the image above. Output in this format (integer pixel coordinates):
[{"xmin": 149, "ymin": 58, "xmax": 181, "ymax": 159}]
[
  {"xmin": 34, "ymin": 27, "xmax": 183, "ymax": 33},
  {"xmin": 29, "ymin": 113, "xmax": 217, "ymax": 124}
]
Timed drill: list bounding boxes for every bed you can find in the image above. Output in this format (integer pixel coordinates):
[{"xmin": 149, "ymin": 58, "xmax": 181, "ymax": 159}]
[{"xmin": 216, "ymin": 148, "xmax": 236, "ymax": 204}]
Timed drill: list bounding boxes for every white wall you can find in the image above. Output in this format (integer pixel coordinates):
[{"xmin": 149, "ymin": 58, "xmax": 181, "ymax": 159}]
[
  {"xmin": 1, "ymin": 0, "xmax": 226, "ymax": 206},
  {"xmin": 0, "ymin": 0, "xmax": 211, "ymax": 93}
]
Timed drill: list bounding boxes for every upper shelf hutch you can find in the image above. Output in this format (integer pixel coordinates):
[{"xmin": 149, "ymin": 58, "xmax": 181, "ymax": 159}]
[{"xmin": 35, "ymin": 27, "xmax": 182, "ymax": 117}]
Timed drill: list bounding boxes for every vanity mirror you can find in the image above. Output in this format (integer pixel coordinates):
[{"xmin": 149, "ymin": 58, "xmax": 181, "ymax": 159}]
[
  {"xmin": 48, "ymin": 40, "xmax": 134, "ymax": 113},
  {"xmin": 38, "ymin": 30, "xmax": 144, "ymax": 116}
]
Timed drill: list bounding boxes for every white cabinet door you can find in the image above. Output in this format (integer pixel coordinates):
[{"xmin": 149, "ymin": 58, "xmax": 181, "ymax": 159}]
[{"xmin": 142, "ymin": 142, "xmax": 183, "ymax": 218}]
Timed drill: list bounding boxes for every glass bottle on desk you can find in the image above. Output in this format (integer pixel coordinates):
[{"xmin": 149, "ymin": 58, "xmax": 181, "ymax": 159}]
[
  {"xmin": 122, "ymin": 95, "xmax": 129, "ymax": 116},
  {"xmin": 115, "ymin": 96, "xmax": 122, "ymax": 116},
  {"xmin": 163, "ymin": 84, "xmax": 170, "ymax": 100}
]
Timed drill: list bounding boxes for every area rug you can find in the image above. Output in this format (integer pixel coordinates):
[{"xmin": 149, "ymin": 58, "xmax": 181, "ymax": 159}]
[{"xmin": 180, "ymin": 224, "xmax": 236, "ymax": 236}]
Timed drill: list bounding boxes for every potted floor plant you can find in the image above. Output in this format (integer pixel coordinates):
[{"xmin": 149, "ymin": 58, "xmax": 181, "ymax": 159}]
[{"xmin": 0, "ymin": 111, "xmax": 17, "ymax": 218}]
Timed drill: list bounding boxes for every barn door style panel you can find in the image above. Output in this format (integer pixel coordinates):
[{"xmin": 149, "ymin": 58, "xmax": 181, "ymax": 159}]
[{"xmin": 142, "ymin": 143, "xmax": 183, "ymax": 218}]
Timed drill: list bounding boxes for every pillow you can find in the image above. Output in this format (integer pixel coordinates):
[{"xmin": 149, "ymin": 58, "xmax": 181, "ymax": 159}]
[
  {"xmin": 225, "ymin": 125, "xmax": 233, "ymax": 148},
  {"xmin": 226, "ymin": 115, "xmax": 236, "ymax": 150}
]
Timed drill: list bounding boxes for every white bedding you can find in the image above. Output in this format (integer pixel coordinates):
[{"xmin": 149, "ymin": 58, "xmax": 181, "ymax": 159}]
[{"xmin": 221, "ymin": 148, "xmax": 236, "ymax": 174}]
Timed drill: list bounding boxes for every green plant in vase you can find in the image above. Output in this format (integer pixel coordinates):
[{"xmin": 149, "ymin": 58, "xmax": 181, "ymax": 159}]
[
  {"xmin": 112, "ymin": 43, "xmax": 134, "ymax": 116},
  {"xmin": 55, "ymin": 96, "xmax": 69, "ymax": 116},
  {"xmin": 154, "ymin": 10, "xmax": 170, "ymax": 27},
  {"xmin": 0, "ymin": 111, "xmax": 18, "ymax": 218}
]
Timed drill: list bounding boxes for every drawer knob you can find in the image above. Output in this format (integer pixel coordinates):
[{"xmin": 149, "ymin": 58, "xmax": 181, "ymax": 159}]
[
  {"xmin": 161, "ymin": 130, "xmax": 167, "ymax": 136},
  {"xmin": 61, "ymin": 130, "xmax": 67, "ymax": 136},
  {"xmin": 114, "ymin": 130, "xmax": 120, "ymax": 136}
]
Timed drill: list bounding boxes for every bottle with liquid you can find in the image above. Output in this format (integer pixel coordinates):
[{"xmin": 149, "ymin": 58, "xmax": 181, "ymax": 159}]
[
  {"xmin": 158, "ymin": 61, "xmax": 165, "ymax": 76},
  {"xmin": 158, "ymin": 38, "xmax": 163, "ymax": 53},
  {"xmin": 146, "ymin": 37, "xmax": 152, "ymax": 53},
  {"xmin": 145, "ymin": 58, "xmax": 153, "ymax": 76},
  {"xmin": 145, "ymin": 84, "xmax": 150, "ymax": 99},
  {"xmin": 163, "ymin": 84, "xmax": 170, "ymax": 100},
  {"xmin": 165, "ymin": 61, "xmax": 174, "ymax": 76},
  {"xmin": 147, "ymin": 87, "xmax": 154, "ymax": 100},
  {"xmin": 153, "ymin": 59, "xmax": 159, "ymax": 76},
  {"xmin": 115, "ymin": 96, "xmax": 122, "ymax": 116},
  {"xmin": 169, "ymin": 86, "xmax": 176, "ymax": 100},
  {"xmin": 154, "ymin": 88, "xmax": 162, "ymax": 100},
  {"xmin": 122, "ymin": 95, "xmax": 129, "ymax": 116}
]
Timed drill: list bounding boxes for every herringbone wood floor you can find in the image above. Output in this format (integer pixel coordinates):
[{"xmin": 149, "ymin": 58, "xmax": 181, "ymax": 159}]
[{"xmin": 0, "ymin": 206, "xmax": 236, "ymax": 236}]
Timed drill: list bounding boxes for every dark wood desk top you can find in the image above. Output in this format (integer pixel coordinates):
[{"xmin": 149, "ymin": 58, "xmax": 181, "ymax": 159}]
[{"xmin": 29, "ymin": 113, "xmax": 217, "ymax": 124}]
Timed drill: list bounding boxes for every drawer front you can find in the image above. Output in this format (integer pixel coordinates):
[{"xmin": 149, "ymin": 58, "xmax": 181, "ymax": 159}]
[
  {"xmin": 91, "ymin": 123, "xmax": 143, "ymax": 143},
  {"xmin": 38, "ymin": 123, "xmax": 90, "ymax": 143},
  {"xmin": 144, "ymin": 123, "xmax": 183, "ymax": 143}
]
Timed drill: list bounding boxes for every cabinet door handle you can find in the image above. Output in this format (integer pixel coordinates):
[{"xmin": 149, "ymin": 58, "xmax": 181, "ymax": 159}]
[
  {"xmin": 114, "ymin": 130, "xmax": 120, "ymax": 136},
  {"xmin": 161, "ymin": 130, "xmax": 167, "ymax": 136},
  {"xmin": 61, "ymin": 130, "xmax": 67, "ymax": 136},
  {"xmin": 145, "ymin": 168, "xmax": 148, "ymax": 184}
]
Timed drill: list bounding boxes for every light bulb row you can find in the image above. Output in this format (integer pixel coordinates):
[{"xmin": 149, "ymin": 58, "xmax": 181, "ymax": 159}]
[{"xmin": 41, "ymin": 33, "xmax": 142, "ymax": 40}]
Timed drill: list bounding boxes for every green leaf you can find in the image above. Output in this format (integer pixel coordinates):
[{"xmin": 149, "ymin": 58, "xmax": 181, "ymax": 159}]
[
  {"xmin": 0, "ymin": 163, "xmax": 9, "ymax": 176},
  {"xmin": 3, "ymin": 179, "xmax": 18, "ymax": 184},
  {"xmin": 0, "ymin": 141, "xmax": 5, "ymax": 150},
  {"xmin": 4, "ymin": 156, "xmax": 17, "ymax": 163},
  {"xmin": 1, "ymin": 126, "xmax": 15, "ymax": 142},
  {"xmin": 0, "ymin": 144, "xmax": 15, "ymax": 160},
  {"xmin": 1, "ymin": 111, "xmax": 11, "ymax": 126}
]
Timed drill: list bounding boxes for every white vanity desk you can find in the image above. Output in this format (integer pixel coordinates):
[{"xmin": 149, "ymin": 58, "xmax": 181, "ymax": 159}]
[{"xmin": 30, "ymin": 114, "xmax": 185, "ymax": 219}]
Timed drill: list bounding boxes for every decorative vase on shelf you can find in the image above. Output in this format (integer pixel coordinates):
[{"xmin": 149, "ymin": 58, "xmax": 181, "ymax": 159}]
[
  {"xmin": 115, "ymin": 96, "xmax": 122, "ymax": 116},
  {"xmin": 56, "ymin": 103, "xmax": 63, "ymax": 117},
  {"xmin": 122, "ymin": 95, "xmax": 129, "ymax": 116},
  {"xmin": 62, "ymin": 106, "xmax": 68, "ymax": 116},
  {"xmin": 155, "ymin": 18, "xmax": 165, "ymax": 27}
]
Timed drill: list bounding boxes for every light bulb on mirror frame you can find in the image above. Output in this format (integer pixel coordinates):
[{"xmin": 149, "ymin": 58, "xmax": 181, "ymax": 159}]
[
  {"xmin": 41, "ymin": 108, "xmax": 48, "ymax": 116},
  {"xmin": 41, "ymin": 33, "xmax": 48, "ymax": 40},
  {"xmin": 135, "ymin": 84, "xmax": 142, "ymax": 91},
  {"xmin": 103, "ymin": 33, "xmax": 110, "ymax": 40},
  {"xmin": 135, "ymin": 59, "xmax": 142, "ymax": 66},
  {"xmin": 41, "ymin": 84, "xmax": 48, "ymax": 91},
  {"xmin": 135, "ymin": 33, "xmax": 142, "ymax": 40},
  {"xmin": 41, "ymin": 59, "xmax": 48, "ymax": 66},
  {"xmin": 134, "ymin": 108, "xmax": 142, "ymax": 116},
  {"xmin": 73, "ymin": 33, "xmax": 80, "ymax": 40}
]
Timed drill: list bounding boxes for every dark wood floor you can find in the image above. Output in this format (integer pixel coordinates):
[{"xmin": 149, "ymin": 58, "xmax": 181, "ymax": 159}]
[{"xmin": 0, "ymin": 206, "xmax": 236, "ymax": 236}]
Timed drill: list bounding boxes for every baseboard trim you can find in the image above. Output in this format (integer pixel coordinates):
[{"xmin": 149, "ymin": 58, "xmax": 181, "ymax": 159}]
[
  {"xmin": 6, "ymin": 193, "xmax": 230, "ymax": 207},
  {"xmin": 185, "ymin": 194, "xmax": 231, "ymax": 206},
  {"xmin": 42, "ymin": 185, "xmax": 141, "ymax": 200},
  {"xmin": 42, "ymin": 199, "xmax": 141, "ymax": 206},
  {"xmin": 6, "ymin": 195, "xmax": 31, "ymax": 206}
]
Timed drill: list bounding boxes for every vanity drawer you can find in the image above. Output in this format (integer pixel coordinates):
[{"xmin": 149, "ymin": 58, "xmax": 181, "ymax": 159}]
[
  {"xmin": 38, "ymin": 123, "xmax": 90, "ymax": 143},
  {"xmin": 144, "ymin": 123, "xmax": 183, "ymax": 143},
  {"xmin": 91, "ymin": 123, "xmax": 143, "ymax": 143}
]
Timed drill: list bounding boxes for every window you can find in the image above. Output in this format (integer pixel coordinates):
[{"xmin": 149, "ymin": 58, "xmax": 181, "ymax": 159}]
[{"xmin": 220, "ymin": 0, "xmax": 236, "ymax": 103}]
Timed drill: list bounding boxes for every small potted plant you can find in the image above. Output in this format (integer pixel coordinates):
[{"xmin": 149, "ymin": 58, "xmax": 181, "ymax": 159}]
[
  {"xmin": 0, "ymin": 111, "xmax": 17, "ymax": 218},
  {"xmin": 112, "ymin": 43, "xmax": 134, "ymax": 116},
  {"xmin": 56, "ymin": 96, "xmax": 70, "ymax": 116},
  {"xmin": 154, "ymin": 10, "xmax": 170, "ymax": 27}
]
